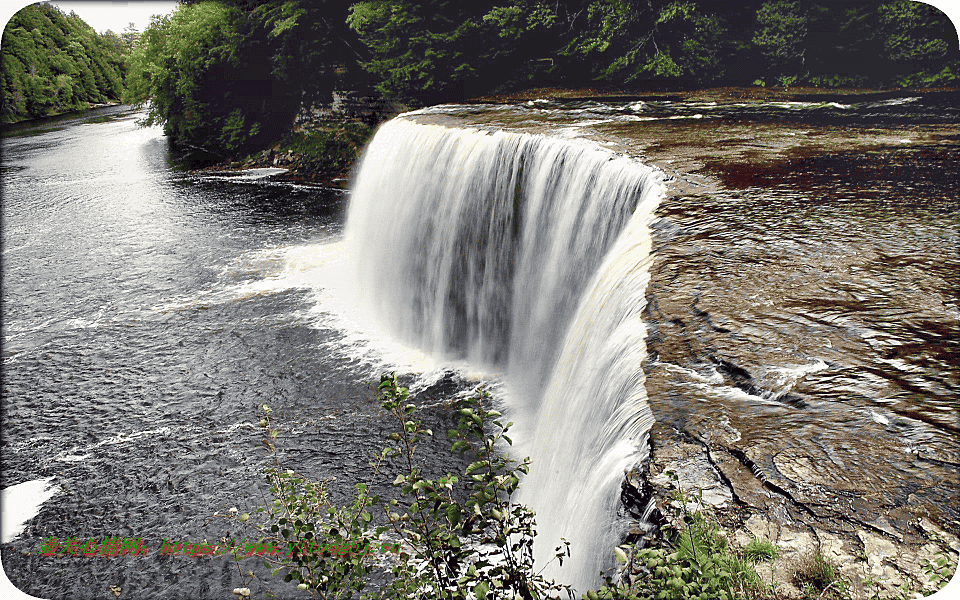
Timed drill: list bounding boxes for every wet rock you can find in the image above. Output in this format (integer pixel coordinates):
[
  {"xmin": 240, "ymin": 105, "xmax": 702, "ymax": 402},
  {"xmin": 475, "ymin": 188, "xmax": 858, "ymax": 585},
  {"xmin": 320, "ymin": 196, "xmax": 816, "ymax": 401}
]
[
  {"xmin": 623, "ymin": 420, "xmax": 960, "ymax": 599},
  {"xmin": 708, "ymin": 448, "xmax": 775, "ymax": 509},
  {"xmin": 742, "ymin": 513, "xmax": 781, "ymax": 541},
  {"xmin": 647, "ymin": 435, "xmax": 733, "ymax": 510},
  {"xmin": 918, "ymin": 517, "xmax": 960, "ymax": 553}
]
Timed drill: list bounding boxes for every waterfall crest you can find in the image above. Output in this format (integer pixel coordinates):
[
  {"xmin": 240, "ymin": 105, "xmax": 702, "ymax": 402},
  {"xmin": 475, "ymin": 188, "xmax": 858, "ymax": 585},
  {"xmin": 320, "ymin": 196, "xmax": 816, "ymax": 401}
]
[{"xmin": 346, "ymin": 117, "xmax": 663, "ymax": 591}]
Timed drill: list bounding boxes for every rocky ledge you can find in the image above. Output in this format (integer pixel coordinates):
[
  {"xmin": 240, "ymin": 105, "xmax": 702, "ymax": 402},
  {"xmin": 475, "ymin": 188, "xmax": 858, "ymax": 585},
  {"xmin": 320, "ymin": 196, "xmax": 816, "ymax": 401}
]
[{"xmin": 620, "ymin": 420, "xmax": 958, "ymax": 599}]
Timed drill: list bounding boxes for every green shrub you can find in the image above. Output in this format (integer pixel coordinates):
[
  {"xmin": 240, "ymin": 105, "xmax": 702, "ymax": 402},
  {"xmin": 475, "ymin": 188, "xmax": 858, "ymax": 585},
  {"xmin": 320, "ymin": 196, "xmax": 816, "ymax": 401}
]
[
  {"xmin": 229, "ymin": 374, "xmax": 571, "ymax": 599},
  {"xmin": 605, "ymin": 476, "xmax": 766, "ymax": 600},
  {"xmin": 278, "ymin": 122, "xmax": 375, "ymax": 177},
  {"xmin": 743, "ymin": 538, "xmax": 778, "ymax": 563}
]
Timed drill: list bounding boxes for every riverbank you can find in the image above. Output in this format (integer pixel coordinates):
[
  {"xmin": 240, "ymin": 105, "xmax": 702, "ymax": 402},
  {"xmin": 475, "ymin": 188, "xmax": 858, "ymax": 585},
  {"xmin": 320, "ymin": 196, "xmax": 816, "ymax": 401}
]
[
  {"xmin": 619, "ymin": 422, "xmax": 959, "ymax": 600},
  {"xmin": 195, "ymin": 118, "xmax": 381, "ymax": 188},
  {"xmin": 0, "ymin": 101, "xmax": 125, "ymax": 133},
  {"xmin": 477, "ymin": 85, "xmax": 960, "ymax": 104},
  {"xmin": 190, "ymin": 85, "xmax": 958, "ymax": 186}
]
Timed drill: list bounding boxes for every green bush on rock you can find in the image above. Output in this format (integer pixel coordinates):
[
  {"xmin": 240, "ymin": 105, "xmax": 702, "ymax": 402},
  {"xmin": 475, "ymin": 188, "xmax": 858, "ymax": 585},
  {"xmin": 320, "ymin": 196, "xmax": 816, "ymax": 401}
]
[
  {"xmin": 276, "ymin": 122, "xmax": 376, "ymax": 179},
  {"xmin": 609, "ymin": 481, "xmax": 766, "ymax": 600}
]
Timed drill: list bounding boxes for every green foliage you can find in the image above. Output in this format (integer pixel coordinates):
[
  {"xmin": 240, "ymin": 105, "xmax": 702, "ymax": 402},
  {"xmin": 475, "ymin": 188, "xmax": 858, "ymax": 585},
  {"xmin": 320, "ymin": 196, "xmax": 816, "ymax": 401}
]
[
  {"xmin": 227, "ymin": 375, "xmax": 572, "ymax": 599},
  {"xmin": 239, "ymin": 0, "xmax": 361, "ymax": 103},
  {"xmin": 346, "ymin": 0, "xmax": 561, "ymax": 104},
  {"xmin": 124, "ymin": 3, "xmax": 240, "ymax": 149},
  {"xmin": 753, "ymin": 0, "xmax": 808, "ymax": 78},
  {"xmin": 637, "ymin": 2, "xmax": 726, "ymax": 83},
  {"xmin": 628, "ymin": 515, "xmax": 762, "ymax": 599},
  {"xmin": 920, "ymin": 551, "xmax": 955, "ymax": 591},
  {"xmin": 374, "ymin": 374, "xmax": 571, "ymax": 599},
  {"xmin": 276, "ymin": 121, "xmax": 375, "ymax": 177},
  {"xmin": 600, "ymin": 474, "xmax": 767, "ymax": 600},
  {"xmin": 877, "ymin": 0, "xmax": 959, "ymax": 86},
  {"xmin": 345, "ymin": 1, "xmax": 480, "ymax": 104},
  {"xmin": 562, "ymin": 0, "xmax": 958, "ymax": 89},
  {"xmin": 123, "ymin": 1, "xmax": 308, "ymax": 156},
  {"xmin": 1, "ymin": 3, "xmax": 127, "ymax": 123},
  {"xmin": 742, "ymin": 538, "xmax": 778, "ymax": 563}
]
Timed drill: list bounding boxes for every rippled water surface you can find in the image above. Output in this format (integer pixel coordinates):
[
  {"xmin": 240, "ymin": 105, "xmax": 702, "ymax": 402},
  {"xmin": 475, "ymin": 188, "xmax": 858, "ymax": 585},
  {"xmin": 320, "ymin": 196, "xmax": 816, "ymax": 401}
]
[
  {"xmin": 1, "ymin": 107, "xmax": 470, "ymax": 599},
  {"xmin": 2, "ymin": 95, "xmax": 958, "ymax": 598}
]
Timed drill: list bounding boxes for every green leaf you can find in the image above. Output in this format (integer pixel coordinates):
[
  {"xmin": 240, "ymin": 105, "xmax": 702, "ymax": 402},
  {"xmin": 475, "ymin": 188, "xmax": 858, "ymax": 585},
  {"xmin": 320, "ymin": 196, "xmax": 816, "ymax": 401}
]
[
  {"xmin": 474, "ymin": 582, "xmax": 488, "ymax": 598},
  {"xmin": 446, "ymin": 503, "xmax": 461, "ymax": 525},
  {"xmin": 465, "ymin": 461, "xmax": 488, "ymax": 475}
]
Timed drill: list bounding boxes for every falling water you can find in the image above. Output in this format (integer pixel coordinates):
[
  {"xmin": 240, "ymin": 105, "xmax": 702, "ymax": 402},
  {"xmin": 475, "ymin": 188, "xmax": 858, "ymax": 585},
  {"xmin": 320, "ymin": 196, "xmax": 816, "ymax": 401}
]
[{"xmin": 346, "ymin": 118, "xmax": 663, "ymax": 591}]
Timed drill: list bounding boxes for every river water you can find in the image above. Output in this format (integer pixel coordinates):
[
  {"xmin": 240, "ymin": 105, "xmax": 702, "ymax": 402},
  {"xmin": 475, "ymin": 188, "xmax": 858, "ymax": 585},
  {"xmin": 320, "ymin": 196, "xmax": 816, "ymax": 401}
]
[
  {"xmin": 2, "ymin": 94, "xmax": 958, "ymax": 598},
  {"xmin": 1, "ymin": 106, "xmax": 437, "ymax": 599}
]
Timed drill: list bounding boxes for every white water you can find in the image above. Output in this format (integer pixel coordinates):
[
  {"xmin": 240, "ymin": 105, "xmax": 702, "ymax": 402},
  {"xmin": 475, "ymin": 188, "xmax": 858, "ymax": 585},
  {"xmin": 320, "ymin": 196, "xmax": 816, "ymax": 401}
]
[
  {"xmin": 346, "ymin": 118, "xmax": 663, "ymax": 591},
  {"xmin": 1, "ymin": 477, "xmax": 59, "ymax": 544}
]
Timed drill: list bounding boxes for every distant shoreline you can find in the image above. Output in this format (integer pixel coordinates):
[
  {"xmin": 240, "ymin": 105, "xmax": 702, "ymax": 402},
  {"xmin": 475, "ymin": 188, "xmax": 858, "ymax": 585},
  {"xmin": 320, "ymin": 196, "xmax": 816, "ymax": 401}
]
[{"xmin": 0, "ymin": 102, "xmax": 125, "ymax": 133}]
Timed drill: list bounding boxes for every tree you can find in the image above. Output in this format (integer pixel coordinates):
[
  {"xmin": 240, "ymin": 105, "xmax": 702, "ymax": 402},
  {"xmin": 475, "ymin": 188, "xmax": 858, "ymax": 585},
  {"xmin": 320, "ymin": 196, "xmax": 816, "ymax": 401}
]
[
  {"xmin": 877, "ymin": 0, "xmax": 958, "ymax": 86},
  {"xmin": 561, "ymin": 0, "xmax": 728, "ymax": 87},
  {"xmin": 346, "ymin": 0, "xmax": 484, "ymax": 104},
  {"xmin": 125, "ymin": 2, "xmax": 295, "ymax": 154},
  {"xmin": 120, "ymin": 22, "xmax": 140, "ymax": 51},
  {"xmin": 1, "ymin": 3, "xmax": 127, "ymax": 123},
  {"xmin": 125, "ymin": 0, "xmax": 368, "ymax": 154},
  {"xmin": 752, "ymin": 0, "xmax": 808, "ymax": 84},
  {"xmin": 346, "ymin": 0, "xmax": 569, "ymax": 104}
]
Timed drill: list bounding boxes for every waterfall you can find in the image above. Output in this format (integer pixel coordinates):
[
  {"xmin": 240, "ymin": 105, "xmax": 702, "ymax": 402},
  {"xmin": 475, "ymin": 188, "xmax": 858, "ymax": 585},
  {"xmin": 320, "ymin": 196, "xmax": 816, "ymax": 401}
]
[{"xmin": 345, "ymin": 117, "xmax": 663, "ymax": 592}]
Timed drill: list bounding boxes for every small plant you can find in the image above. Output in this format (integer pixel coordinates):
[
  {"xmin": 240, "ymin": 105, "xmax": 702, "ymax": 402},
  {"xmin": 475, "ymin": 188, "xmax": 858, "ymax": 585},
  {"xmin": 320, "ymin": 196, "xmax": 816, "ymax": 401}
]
[
  {"xmin": 776, "ymin": 74, "xmax": 799, "ymax": 89},
  {"xmin": 373, "ymin": 374, "xmax": 571, "ymax": 599},
  {"xmin": 277, "ymin": 121, "xmax": 375, "ymax": 177},
  {"xmin": 221, "ymin": 403, "xmax": 384, "ymax": 597},
  {"xmin": 793, "ymin": 551, "xmax": 848, "ymax": 600},
  {"xmin": 605, "ymin": 473, "xmax": 766, "ymax": 600},
  {"xmin": 742, "ymin": 538, "xmax": 778, "ymax": 563},
  {"xmin": 920, "ymin": 553, "xmax": 955, "ymax": 590}
]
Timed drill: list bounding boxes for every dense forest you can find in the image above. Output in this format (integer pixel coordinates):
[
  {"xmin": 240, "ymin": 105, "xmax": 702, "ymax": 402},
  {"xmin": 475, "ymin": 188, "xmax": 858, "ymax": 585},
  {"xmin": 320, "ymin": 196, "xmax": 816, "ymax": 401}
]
[
  {"xmin": 0, "ymin": 3, "xmax": 131, "ymax": 123},
  {"xmin": 123, "ymin": 0, "xmax": 959, "ymax": 156},
  {"xmin": 4, "ymin": 0, "xmax": 958, "ymax": 153}
]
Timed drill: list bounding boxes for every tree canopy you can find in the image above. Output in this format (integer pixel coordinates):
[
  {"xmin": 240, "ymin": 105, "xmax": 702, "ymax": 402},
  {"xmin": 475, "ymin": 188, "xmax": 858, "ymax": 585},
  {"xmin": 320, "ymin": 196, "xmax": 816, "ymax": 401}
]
[
  {"xmin": 8, "ymin": 0, "xmax": 955, "ymax": 149},
  {"xmin": 1, "ymin": 3, "xmax": 128, "ymax": 123},
  {"xmin": 123, "ymin": 0, "xmax": 361, "ymax": 154}
]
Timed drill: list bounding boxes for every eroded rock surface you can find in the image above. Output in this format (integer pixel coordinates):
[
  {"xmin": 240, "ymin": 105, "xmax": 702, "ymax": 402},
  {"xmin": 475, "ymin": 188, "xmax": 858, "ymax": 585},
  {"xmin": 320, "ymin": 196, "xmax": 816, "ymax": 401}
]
[{"xmin": 623, "ymin": 421, "xmax": 959, "ymax": 599}]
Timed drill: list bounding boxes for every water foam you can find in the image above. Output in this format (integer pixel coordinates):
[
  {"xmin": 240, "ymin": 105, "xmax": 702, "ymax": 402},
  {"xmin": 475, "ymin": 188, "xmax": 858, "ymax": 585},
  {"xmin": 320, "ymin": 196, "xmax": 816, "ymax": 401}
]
[{"xmin": 346, "ymin": 118, "xmax": 663, "ymax": 590}]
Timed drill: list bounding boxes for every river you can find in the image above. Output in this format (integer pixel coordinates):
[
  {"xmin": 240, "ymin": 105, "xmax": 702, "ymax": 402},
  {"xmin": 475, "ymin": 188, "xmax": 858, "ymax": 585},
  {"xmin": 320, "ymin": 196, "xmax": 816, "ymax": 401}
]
[{"xmin": 2, "ymin": 94, "xmax": 958, "ymax": 598}]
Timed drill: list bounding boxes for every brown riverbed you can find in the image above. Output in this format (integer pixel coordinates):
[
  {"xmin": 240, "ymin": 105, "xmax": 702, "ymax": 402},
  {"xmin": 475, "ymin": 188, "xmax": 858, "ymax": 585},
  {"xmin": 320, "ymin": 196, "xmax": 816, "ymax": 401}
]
[{"xmin": 406, "ymin": 89, "xmax": 960, "ymax": 598}]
